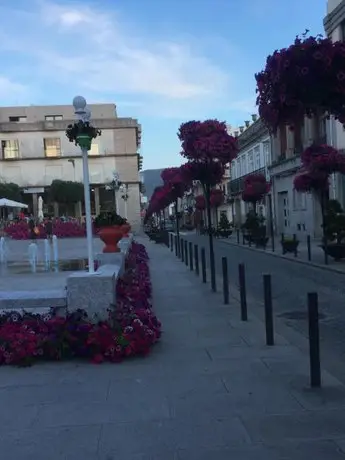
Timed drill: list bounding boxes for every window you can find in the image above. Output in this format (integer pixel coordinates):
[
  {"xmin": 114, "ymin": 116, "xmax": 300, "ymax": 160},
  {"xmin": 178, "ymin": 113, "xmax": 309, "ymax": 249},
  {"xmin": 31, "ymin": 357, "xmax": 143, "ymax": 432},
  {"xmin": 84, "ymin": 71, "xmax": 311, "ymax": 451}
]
[
  {"xmin": 9, "ymin": 116, "xmax": 26, "ymax": 122},
  {"xmin": 248, "ymin": 150, "xmax": 254, "ymax": 172},
  {"xmin": 44, "ymin": 138, "xmax": 61, "ymax": 157},
  {"xmin": 88, "ymin": 142, "xmax": 99, "ymax": 156},
  {"xmin": 45, "ymin": 115, "xmax": 63, "ymax": 121},
  {"xmin": 263, "ymin": 141, "xmax": 270, "ymax": 165},
  {"xmin": 236, "ymin": 158, "xmax": 241, "ymax": 177},
  {"xmin": 241, "ymin": 156, "xmax": 246, "ymax": 175},
  {"xmin": 1, "ymin": 140, "xmax": 20, "ymax": 159},
  {"xmin": 293, "ymin": 189, "xmax": 306, "ymax": 210},
  {"xmin": 279, "ymin": 124, "xmax": 287, "ymax": 158},
  {"xmin": 254, "ymin": 146, "xmax": 260, "ymax": 169}
]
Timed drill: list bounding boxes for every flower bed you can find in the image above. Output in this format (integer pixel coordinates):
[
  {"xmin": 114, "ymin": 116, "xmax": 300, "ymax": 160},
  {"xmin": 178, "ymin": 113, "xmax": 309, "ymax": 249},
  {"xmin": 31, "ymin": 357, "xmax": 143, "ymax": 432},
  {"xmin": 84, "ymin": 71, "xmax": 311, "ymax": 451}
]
[
  {"xmin": 0, "ymin": 242, "xmax": 161, "ymax": 366},
  {"xmin": 5, "ymin": 220, "xmax": 87, "ymax": 239}
]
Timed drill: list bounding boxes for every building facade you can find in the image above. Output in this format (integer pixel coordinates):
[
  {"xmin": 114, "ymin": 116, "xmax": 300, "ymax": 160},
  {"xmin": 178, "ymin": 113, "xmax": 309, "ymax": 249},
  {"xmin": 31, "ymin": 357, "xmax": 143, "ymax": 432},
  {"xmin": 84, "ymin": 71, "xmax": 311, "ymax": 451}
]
[
  {"xmin": 324, "ymin": 0, "xmax": 345, "ymax": 208},
  {"xmin": 0, "ymin": 104, "xmax": 142, "ymax": 230},
  {"xmin": 227, "ymin": 117, "xmax": 271, "ymax": 227}
]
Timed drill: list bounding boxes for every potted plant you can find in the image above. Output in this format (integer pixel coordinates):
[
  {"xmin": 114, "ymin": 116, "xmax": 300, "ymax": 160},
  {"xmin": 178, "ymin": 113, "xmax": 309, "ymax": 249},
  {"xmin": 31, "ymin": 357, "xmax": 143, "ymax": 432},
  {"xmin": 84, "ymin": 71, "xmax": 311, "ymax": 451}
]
[
  {"xmin": 321, "ymin": 199, "xmax": 345, "ymax": 260},
  {"xmin": 242, "ymin": 211, "xmax": 268, "ymax": 248},
  {"xmin": 281, "ymin": 235, "xmax": 299, "ymax": 255},
  {"xmin": 94, "ymin": 211, "xmax": 127, "ymax": 253},
  {"xmin": 217, "ymin": 213, "xmax": 233, "ymax": 238}
]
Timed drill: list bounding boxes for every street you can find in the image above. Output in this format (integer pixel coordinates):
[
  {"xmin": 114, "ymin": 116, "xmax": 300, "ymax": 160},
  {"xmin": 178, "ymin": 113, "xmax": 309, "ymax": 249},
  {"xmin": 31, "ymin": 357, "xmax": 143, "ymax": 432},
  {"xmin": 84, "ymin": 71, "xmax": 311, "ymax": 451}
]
[{"xmin": 181, "ymin": 233, "xmax": 345, "ymax": 383}]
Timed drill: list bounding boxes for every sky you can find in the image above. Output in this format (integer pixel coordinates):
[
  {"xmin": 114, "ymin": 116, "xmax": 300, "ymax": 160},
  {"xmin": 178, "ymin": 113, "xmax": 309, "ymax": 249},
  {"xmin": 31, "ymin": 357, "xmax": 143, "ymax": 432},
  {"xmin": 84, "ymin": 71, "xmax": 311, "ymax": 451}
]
[{"xmin": 0, "ymin": 0, "xmax": 327, "ymax": 170}]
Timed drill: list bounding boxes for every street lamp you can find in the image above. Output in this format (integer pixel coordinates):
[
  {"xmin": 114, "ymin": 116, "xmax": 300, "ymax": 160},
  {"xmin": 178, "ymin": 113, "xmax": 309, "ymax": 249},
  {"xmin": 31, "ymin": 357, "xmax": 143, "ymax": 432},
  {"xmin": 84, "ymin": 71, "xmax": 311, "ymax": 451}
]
[
  {"xmin": 119, "ymin": 183, "xmax": 129, "ymax": 219},
  {"xmin": 67, "ymin": 96, "xmax": 101, "ymax": 273}
]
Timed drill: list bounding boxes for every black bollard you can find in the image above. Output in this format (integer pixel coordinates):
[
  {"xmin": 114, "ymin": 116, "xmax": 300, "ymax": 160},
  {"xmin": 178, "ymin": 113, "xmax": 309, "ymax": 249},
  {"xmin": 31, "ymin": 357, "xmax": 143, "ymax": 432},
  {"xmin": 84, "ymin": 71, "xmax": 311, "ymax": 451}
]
[
  {"xmin": 281, "ymin": 233, "xmax": 285, "ymax": 255},
  {"xmin": 181, "ymin": 239, "xmax": 184, "ymax": 262},
  {"xmin": 222, "ymin": 257, "xmax": 229, "ymax": 305},
  {"xmin": 308, "ymin": 292, "xmax": 321, "ymax": 388},
  {"xmin": 263, "ymin": 274, "xmax": 274, "ymax": 346},
  {"xmin": 170, "ymin": 234, "xmax": 173, "ymax": 252},
  {"xmin": 293, "ymin": 234, "xmax": 298, "ymax": 257},
  {"xmin": 174, "ymin": 235, "xmax": 178, "ymax": 257},
  {"xmin": 236, "ymin": 229, "xmax": 240, "ymax": 244},
  {"xmin": 189, "ymin": 242, "xmax": 193, "ymax": 270},
  {"xmin": 185, "ymin": 240, "xmax": 189, "ymax": 267},
  {"xmin": 194, "ymin": 244, "xmax": 199, "ymax": 276},
  {"xmin": 238, "ymin": 263, "xmax": 248, "ymax": 321},
  {"xmin": 201, "ymin": 248, "xmax": 207, "ymax": 283},
  {"xmin": 307, "ymin": 235, "xmax": 311, "ymax": 261}
]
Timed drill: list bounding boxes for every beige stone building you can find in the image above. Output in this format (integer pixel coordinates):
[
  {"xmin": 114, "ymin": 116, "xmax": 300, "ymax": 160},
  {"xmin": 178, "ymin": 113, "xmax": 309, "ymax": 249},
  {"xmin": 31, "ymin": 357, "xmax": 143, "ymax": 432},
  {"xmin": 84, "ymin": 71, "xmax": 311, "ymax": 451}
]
[{"xmin": 0, "ymin": 103, "xmax": 142, "ymax": 230}]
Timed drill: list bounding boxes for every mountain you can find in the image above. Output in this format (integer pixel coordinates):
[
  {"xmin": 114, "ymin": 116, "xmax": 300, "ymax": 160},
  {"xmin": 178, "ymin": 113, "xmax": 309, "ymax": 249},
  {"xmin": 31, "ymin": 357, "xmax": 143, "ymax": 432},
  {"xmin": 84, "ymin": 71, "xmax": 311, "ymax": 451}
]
[{"xmin": 140, "ymin": 169, "xmax": 164, "ymax": 199}]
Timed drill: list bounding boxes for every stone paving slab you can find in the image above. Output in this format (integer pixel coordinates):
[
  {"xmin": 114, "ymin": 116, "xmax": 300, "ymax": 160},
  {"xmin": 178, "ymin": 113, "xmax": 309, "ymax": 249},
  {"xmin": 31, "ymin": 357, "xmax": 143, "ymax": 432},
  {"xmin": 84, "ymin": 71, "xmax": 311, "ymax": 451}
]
[{"xmin": 1, "ymin": 237, "xmax": 345, "ymax": 458}]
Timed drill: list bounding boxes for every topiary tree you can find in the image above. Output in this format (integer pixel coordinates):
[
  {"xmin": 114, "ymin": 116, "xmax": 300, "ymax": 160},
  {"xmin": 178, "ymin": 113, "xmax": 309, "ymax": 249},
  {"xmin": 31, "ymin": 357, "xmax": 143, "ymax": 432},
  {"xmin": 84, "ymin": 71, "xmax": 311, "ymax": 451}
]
[
  {"xmin": 50, "ymin": 180, "xmax": 84, "ymax": 205},
  {"xmin": 0, "ymin": 182, "xmax": 22, "ymax": 201}
]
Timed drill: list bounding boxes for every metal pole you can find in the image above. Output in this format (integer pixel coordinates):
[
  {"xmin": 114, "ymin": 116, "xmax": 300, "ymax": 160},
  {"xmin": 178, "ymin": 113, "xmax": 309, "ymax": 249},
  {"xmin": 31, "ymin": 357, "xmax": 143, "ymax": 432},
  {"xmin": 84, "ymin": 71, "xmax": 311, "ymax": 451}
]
[
  {"xmin": 124, "ymin": 198, "xmax": 128, "ymax": 220},
  {"xmin": 238, "ymin": 263, "xmax": 247, "ymax": 321},
  {"xmin": 263, "ymin": 274, "xmax": 274, "ymax": 345},
  {"xmin": 81, "ymin": 148, "xmax": 94, "ymax": 273},
  {"xmin": 308, "ymin": 292, "xmax": 321, "ymax": 388},
  {"xmin": 222, "ymin": 257, "xmax": 229, "ymax": 305}
]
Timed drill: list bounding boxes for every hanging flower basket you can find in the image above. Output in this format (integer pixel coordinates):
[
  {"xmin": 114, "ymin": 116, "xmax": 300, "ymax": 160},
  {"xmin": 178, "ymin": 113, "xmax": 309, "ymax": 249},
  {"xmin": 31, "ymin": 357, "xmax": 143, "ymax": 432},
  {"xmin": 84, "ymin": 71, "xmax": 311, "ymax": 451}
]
[
  {"xmin": 242, "ymin": 173, "xmax": 270, "ymax": 203},
  {"xmin": 301, "ymin": 144, "xmax": 345, "ymax": 174},
  {"xmin": 293, "ymin": 169, "xmax": 329, "ymax": 193},
  {"xmin": 66, "ymin": 121, "xmax": 101, "ymax": 148},
  {"xmin": 195, "ymin": 195, "xmax": 206, "ymax": 210},
  {"xmin": 210, "ymin": 189, "xmax": 224, "ymax": 207},
  {"xmin": 255, "ymin": 33, "xmax": 345, "ymax": 132}
]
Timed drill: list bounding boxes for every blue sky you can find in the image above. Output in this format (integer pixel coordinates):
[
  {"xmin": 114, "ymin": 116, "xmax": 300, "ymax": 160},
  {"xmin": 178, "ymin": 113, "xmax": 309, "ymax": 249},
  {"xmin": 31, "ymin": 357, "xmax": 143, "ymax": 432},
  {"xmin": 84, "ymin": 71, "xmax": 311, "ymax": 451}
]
[{"xmin": 0, "ymin": 0, "xmax": 326, "ymax": 169}]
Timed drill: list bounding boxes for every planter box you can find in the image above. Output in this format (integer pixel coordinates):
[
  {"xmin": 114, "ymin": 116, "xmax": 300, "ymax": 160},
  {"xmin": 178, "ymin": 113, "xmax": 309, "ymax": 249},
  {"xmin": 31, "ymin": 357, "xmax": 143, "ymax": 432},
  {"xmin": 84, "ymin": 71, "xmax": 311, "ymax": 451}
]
[
  {"xmin": 321, "ymin": 243, "xmax": 345, "ymax": 261},
  {"xmin": 281, "ymin": 240, "xmax": 299, "ymax": 255}
]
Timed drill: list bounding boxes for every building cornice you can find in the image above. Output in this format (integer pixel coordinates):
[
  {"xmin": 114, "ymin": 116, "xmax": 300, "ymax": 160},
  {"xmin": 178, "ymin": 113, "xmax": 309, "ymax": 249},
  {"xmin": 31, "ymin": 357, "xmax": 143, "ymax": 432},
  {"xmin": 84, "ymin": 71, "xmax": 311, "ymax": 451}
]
[
  {"xmin": 324, "ymin": 0, "xmax": 345, "ymax": 36},
  {"xmin": 0, "ymin": 117, "xmax": 140, "ymax": 133},
  {"xmin": 0, "ymin": 153, "xmax": 139, "ymax": 162},
  {"xmin": 237, "ymin": 118, "xmax": 268, "ymax": 151}
]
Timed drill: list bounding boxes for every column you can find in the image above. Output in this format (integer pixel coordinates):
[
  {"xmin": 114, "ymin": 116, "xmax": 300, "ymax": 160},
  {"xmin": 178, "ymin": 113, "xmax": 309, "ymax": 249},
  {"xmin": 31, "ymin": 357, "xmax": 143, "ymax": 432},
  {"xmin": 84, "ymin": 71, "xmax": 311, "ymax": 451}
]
[
  {"xmin": 53, "ymin": 202, "xmax": 59, "ymax": 218},
  {"xmin": 75, "ymin": 201, "xmax": 82, "ymax": 219},
  {"xmin": 94, "ymin": 187, "xmax": 100, "ymax": 215}
]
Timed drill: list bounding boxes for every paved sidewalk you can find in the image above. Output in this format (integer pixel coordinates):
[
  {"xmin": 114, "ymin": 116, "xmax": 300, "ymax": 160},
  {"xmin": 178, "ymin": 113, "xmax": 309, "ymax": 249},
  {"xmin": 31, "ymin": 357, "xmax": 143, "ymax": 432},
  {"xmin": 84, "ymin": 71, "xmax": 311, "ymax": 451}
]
[{"xmin": 1, "ymin": 238, "xmax": 345, "ymax": 458}]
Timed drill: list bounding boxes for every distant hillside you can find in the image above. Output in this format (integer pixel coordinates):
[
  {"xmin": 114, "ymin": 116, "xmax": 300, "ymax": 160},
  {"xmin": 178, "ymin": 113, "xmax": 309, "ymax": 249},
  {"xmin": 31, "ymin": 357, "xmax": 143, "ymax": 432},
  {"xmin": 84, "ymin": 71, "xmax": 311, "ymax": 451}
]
[{"xmin": 141, "ymin": 169, "xmax": 164, "ymax": 199}]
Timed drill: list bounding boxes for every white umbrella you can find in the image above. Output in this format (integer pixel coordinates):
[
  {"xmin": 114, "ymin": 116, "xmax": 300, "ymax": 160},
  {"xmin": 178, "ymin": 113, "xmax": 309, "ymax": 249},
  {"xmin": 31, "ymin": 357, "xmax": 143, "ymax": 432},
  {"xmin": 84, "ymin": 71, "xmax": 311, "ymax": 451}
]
[
  {"xmin": 0, "ymin": 198, "xmax": 28, "ymax": 208},
  {"xmin": 38, "ymin": 196, "xmax": 44, "ymax": 220}
]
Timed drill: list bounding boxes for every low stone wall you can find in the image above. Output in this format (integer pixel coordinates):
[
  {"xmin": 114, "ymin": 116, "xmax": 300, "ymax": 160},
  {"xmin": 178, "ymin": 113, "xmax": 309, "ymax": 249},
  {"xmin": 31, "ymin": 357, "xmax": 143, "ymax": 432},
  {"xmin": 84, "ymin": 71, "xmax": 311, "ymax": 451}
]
[{"xmin": 66, "ymin": 235, "xmax": 133, "ymax": 320}]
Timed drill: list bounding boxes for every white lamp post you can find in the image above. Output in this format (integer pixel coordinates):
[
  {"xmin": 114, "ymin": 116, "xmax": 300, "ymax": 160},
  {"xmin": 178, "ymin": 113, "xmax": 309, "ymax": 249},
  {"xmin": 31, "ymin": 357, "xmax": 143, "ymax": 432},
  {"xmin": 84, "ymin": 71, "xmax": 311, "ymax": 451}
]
[
  {"xmin": 120, "ymin": 183, "xmax": 129, "ymax": 219},
  {"xmin": 72, "ymin": 95, "xmax": 95, "ymax": 273}
]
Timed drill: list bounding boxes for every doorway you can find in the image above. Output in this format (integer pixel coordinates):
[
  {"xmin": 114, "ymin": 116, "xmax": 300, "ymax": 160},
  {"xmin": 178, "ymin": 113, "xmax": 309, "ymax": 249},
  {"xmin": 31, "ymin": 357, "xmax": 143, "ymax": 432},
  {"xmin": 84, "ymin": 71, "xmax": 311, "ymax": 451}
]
[{"xmin": 278, "ymin": 191, "xmax": 290, "ymax": 234}]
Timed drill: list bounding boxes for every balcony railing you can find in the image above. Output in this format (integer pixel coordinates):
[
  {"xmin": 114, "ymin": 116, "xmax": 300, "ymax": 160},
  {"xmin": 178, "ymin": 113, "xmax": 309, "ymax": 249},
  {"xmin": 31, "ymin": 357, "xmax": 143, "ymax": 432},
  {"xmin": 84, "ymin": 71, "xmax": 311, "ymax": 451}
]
[{"xmin": 227, "ymin": 167, "xmax": 266, "ymax": 196}]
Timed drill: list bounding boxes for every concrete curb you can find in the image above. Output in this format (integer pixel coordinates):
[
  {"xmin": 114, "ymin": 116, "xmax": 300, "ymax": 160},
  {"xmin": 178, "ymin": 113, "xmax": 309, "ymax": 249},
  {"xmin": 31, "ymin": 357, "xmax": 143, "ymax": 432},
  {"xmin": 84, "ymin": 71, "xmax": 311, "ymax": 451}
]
[{"xmin": 173, "ymin": 231, "xmax": 345, "ymax": 276}]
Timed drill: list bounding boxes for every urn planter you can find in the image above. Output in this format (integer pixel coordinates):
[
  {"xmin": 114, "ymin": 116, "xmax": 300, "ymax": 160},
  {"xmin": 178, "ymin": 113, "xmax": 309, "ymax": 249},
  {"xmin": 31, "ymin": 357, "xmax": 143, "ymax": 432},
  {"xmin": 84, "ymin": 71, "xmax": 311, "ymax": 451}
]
[{"xmin": 98, "ymin": 226, "xmax": 123, "ymax": 253}]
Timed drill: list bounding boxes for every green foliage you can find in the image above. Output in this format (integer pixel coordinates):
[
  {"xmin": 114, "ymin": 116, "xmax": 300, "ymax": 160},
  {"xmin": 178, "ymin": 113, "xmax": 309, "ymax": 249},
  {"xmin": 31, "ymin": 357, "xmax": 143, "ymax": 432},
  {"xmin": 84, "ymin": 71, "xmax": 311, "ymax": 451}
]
[
  {"xmin": 324, "ymin": 199, "xmax": 345, "ymax": 243},
  {"xmin": 242, "ymin": 210, "xmax": 266, "ymax": 236},
  {"xmin": 50, "ymin": 180, "xmax": 84, "ymax": 204},
  {"xmin": 218, "ymin": 213, "xmax": 232, "ymax": 231},
  {"xmin": 0, "ymin": 182, "xmax": 22, "ymax": 201},
  {"xmin": 65, "ymin": 121, "xmax": 101, "ymax": 146},
  {"xmin": 94, "ymin": 210, "xmax": 127, "ymax": 228}
]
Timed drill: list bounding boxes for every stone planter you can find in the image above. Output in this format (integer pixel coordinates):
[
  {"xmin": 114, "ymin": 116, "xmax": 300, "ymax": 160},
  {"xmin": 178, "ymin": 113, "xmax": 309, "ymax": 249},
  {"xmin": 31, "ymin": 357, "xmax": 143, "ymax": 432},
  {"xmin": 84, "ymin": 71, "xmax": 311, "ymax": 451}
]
[
  {"xmin": 98, "ymin": 226, "xmax": 123, "ymax": 253},
  {"xmin": 281, "ymin": 239, "xmax": 299, "ymax": 255}
]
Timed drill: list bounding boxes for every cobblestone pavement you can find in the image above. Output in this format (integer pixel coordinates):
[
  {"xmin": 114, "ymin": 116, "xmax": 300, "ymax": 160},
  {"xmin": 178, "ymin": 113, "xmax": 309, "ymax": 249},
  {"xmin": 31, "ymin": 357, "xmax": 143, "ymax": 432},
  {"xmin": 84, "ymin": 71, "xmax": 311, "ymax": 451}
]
[
  {"xmin": 2, "ymin": 237, "xmax": 345, "ymax": 458},
  {"xmin": 179, "ymin": 233, "xmax": 345, "ymax": 384}
]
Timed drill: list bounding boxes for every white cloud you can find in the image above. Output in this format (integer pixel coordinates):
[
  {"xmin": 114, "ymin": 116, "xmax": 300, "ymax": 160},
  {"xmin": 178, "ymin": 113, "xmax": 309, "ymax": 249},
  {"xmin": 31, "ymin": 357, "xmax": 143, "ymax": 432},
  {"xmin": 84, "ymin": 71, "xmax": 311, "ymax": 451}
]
[{"xmin": 0, "ymin": 0, "xmax": 237, "ymax": 114}]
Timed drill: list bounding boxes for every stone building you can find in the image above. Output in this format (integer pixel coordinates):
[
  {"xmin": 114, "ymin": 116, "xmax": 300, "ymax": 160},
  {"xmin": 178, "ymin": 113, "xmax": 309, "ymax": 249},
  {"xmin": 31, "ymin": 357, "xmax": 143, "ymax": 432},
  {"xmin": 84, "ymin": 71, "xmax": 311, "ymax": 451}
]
[{"xmin": 0, "ymin": 103, "xmax": 142, "ymax": 230}]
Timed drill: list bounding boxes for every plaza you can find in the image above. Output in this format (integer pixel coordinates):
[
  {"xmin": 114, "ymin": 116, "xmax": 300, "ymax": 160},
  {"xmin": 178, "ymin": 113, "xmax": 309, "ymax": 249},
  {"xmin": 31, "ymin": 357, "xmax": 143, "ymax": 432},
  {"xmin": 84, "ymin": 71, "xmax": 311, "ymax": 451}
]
[{"xmin": 1, "ymin": 237, "xmax": 345, "ymax": 458}]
